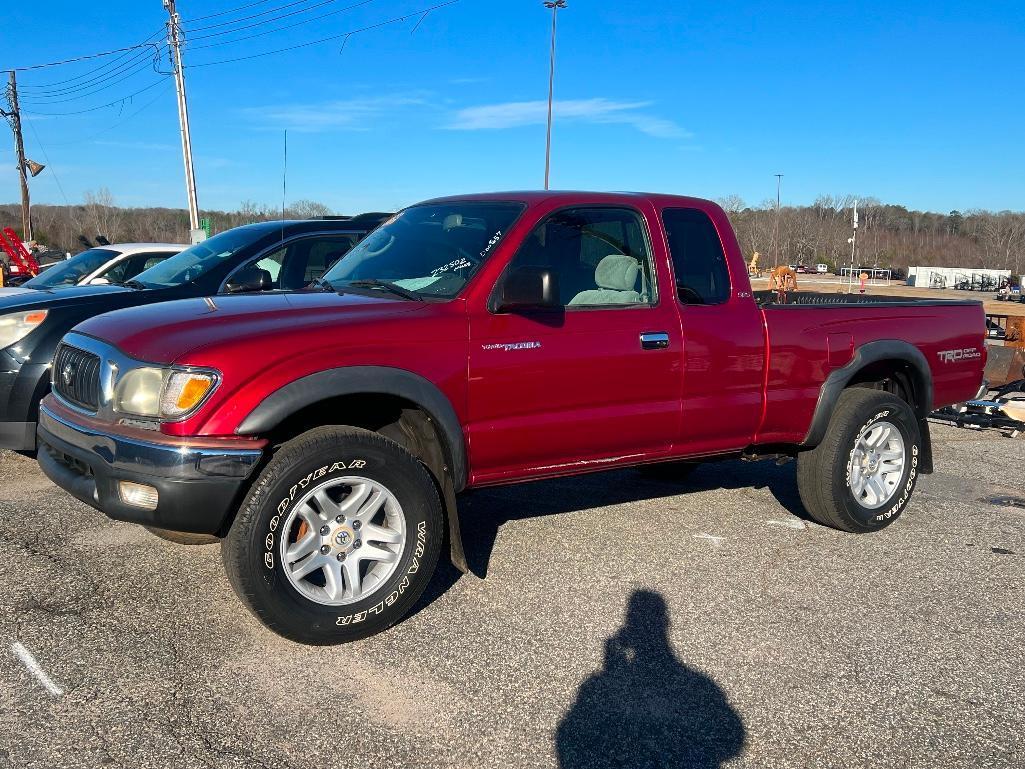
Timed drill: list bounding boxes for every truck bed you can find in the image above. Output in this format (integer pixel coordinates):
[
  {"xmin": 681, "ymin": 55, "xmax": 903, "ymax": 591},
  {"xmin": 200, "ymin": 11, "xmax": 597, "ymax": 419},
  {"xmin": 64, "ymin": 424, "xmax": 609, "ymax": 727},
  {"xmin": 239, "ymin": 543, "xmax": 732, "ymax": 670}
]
[
  {"xmin": 753, "ymin": 292, "xmax": 986, "ymax": 445},
  {"xmin": 754, "ymin": 290, "xmax": 983, "ymax": 308}
]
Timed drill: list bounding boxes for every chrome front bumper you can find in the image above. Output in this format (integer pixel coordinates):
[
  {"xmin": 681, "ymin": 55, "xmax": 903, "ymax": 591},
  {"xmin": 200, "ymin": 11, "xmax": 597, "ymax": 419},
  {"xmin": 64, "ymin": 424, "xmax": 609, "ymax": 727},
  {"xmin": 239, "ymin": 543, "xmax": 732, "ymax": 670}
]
[{"xmin": 36, "ymin": 403, "xmax": 263, "ymax": 534}]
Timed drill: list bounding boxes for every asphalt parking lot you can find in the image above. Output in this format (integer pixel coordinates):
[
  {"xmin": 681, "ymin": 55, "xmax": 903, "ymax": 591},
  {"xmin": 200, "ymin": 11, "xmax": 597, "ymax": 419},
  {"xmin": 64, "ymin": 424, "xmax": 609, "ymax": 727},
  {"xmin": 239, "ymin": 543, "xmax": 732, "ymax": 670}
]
[{"xmin": 0, "ymin": 422, "xmax": 1022, "ymax": 768}]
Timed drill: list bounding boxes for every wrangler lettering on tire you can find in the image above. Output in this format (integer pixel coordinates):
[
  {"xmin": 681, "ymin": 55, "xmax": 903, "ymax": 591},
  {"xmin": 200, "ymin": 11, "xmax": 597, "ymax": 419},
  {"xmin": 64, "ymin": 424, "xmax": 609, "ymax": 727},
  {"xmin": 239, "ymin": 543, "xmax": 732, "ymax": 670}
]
[{"xmin": 222, "ymin": 426, "xmax": 443, "ymax": 645}]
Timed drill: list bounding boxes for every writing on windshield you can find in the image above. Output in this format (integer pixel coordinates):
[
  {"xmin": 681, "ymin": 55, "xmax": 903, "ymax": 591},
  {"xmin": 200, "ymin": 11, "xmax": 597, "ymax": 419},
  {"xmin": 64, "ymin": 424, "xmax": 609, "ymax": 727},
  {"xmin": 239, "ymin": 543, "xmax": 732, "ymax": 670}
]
[{"xmin": 322, "ymin": 202, "xmax": 524, "ymax": 298}]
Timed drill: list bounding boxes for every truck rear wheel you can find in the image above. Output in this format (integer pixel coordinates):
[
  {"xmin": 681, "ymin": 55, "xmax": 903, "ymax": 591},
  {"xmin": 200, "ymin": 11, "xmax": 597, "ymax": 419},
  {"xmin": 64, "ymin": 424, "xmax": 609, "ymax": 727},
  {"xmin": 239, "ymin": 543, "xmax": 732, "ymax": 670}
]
[
  {"xmin": 796, "ymin": 389, "xmax": 921, "ymax": 533},
  {"xmin": 222, "ymin": 426, "xmax": 443, "ymax": 644}
]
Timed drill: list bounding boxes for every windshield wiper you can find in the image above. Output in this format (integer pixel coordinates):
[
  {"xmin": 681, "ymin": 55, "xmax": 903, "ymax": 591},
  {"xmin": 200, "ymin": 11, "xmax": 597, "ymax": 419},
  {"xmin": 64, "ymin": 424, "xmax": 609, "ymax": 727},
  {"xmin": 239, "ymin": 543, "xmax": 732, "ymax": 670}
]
[
  {"xmin": 345, "ymin": 279, "xmax": 424, "ymax": 302},
  {"xmin": 309, "ymin": 277, "xmax": 334, "ymax": 291}
]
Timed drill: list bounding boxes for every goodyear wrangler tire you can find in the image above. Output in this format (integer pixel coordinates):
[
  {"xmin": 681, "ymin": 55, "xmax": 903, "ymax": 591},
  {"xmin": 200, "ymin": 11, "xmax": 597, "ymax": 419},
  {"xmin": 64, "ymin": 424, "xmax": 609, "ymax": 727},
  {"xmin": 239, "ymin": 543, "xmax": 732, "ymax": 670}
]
[
  {"xmin": 222, "ymin": 426, "xmax": 443, "ymax": 644},
  {"xmin": 796, "ymin": 389, "xmax": 921, "ymax": 533}
]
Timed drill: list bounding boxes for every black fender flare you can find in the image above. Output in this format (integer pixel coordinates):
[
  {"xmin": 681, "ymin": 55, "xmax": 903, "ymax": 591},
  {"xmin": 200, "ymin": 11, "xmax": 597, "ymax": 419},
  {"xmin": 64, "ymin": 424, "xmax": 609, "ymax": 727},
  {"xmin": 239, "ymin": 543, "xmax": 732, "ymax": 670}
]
[
  {"xmin": 236, "ymin": 366, "xmax": 468, "ymax": 491},
  {"xmin": 236, "ymin": 366, "xmax": 471, "ymax": 572},
  {"xmin": 802, "ymin": 340, "xmax": 934, "ymax": 472}
]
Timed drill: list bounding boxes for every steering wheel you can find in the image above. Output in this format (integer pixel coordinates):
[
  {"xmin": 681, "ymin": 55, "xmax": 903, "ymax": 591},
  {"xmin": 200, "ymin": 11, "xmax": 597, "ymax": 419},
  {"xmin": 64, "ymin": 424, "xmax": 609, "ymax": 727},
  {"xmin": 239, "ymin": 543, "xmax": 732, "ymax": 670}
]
[
  {"xmin": 362, "ymin": 233, "xmax": 395, "ymax": 258},
  {"xmin": 676, "ymin": 284, "xmax": 705, "ymax": 305}
]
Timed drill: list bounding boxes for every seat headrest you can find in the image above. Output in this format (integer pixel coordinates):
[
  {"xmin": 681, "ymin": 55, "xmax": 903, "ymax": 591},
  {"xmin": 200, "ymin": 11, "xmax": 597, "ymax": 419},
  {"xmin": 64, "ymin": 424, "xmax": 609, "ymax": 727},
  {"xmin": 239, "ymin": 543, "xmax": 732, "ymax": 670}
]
[{"xmin": 595, "ymin": 254, "xmax": 640, "ymax": 291}]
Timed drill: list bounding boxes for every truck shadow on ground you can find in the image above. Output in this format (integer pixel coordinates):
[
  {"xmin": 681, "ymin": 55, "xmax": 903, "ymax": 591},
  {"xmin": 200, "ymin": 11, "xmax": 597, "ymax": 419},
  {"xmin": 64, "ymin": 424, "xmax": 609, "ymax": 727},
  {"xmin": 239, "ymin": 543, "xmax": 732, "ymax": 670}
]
[
  {"xmin": 414, "ymin": 458, "xmax": 806, "ymax": 611},
  {"xmin": 556, "ymin": 589, "xmax": 746, "ymax": 768},
  {"xmin": 466, "ymin": 458, "xmax": 805, "ymax": 576}
]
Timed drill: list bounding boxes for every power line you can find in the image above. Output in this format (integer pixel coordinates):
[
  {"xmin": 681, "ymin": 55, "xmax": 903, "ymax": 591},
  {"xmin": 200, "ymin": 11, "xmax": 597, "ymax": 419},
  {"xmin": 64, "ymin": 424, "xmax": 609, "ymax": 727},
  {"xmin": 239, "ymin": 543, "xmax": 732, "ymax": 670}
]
[
  {"xmin": 187, "ymin": 0, "xmax": 280, "ymax": 22},
  {"xmin": 18, "ymin": 52, "xmax": 167, "ymax": 104},
  {"xmin": 29, "ymin": 82, "xmax": 174, "ymax": 147},
  {"xmin": 19, "ymin": 27, "xmax": 167, "ymax": 88},
  {"xmin": 20, "ymin": 44, "xmax": 167, "ymax": 99},
  {"xmin": 25, "ymin": 117, "xmax": 73, "ymax": 209},
  {"xmin": 3, "ymin": 40, "xmax": 165, "ymax": 74},
  {"xmin": 187, "ymin": 1, "xmax": 457, "ymax": 67},
  {"xmin": 185, "ymin": 0, "xmax": 376, "ymax": 45},
  {"xmin": 183, "ymin": 0, "xmax": 339, "ymax": 33},
  {"xmin": 21, "ymin": 78, "xmax": 169, "ymax": 116}
]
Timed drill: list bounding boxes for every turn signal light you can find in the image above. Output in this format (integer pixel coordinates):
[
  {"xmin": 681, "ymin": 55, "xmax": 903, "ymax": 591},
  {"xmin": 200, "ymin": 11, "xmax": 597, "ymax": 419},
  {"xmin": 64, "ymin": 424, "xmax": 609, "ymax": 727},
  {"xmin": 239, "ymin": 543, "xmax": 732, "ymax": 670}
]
[{"xmin": 160, "ymin": 371, "xmax": 217, "ymax": 419}]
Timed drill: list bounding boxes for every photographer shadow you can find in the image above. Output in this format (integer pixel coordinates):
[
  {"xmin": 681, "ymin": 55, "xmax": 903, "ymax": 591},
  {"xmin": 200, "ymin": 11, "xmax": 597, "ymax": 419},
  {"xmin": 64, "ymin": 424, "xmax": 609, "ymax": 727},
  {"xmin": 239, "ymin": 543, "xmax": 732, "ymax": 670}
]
[{"xmin": 557, "ymin": 590, "xmax": 746, "ymax": 769}]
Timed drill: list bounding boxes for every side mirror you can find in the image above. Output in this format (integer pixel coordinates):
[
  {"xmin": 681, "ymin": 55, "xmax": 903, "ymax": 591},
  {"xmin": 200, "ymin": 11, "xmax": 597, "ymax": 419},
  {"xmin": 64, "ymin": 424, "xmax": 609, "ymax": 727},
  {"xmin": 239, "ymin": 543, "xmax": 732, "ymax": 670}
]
[
  {"xmin": 89, "ymin": 277, "xmax": 110, "ymax": 285},
  {"xmin": 225, "ymin": 266, "xmax": 273, "ymax": 294},
  {"xmin": 496, "ymin": 266, "xmax": 560, "ymax": 312}
]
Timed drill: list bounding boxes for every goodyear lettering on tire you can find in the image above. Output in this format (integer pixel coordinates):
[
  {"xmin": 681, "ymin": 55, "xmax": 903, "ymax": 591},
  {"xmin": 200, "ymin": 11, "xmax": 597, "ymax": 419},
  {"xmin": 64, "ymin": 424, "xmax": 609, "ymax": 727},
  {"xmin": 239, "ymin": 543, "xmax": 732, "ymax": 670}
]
[{"xmin": 264, "ymin": 459, "xmax": 368, "ymax": 570}]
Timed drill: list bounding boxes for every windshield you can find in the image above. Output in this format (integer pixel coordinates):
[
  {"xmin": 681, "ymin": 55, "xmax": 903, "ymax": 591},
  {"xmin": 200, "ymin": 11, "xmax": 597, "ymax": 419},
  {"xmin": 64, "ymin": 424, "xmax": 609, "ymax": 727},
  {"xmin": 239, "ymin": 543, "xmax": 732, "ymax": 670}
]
[
  {"xmin": 322, "ymin": 202, "xmax": 524, "ymax": 298},
  {"xmin": 132, "ymin": 227, "xmax": 260, "ymax": 288},
  {"xmin": 24, "ymin": 248, "xmax": 117, "ymax": 289}
]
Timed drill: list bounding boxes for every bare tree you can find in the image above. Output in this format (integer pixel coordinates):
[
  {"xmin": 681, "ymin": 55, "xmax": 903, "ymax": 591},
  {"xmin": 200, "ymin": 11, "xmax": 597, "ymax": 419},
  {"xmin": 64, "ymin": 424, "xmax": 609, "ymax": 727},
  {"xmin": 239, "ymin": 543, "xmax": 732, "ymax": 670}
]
[{"xmin": 82, "ymin": 188, "xmax": 124, "ymax": 243}]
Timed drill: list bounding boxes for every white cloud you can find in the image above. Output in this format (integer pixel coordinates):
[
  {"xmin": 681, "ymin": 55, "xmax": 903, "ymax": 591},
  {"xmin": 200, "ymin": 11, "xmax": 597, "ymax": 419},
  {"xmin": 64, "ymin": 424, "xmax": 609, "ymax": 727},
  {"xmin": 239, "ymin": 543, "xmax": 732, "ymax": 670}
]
[
  {"xmin": 445, "ymin": 98, "xmax": 688, "ymax": 139},
  {"xmin": 244, "ymin": 94, "xmax": 429, "ymax": 133}
]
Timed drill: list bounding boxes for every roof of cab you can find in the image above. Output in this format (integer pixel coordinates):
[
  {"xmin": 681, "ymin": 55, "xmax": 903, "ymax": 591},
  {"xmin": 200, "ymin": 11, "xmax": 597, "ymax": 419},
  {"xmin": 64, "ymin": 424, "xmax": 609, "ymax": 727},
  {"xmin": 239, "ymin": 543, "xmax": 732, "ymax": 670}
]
[{"xmin": 415, "ymin": 190, "xmax": 719, "ymax": 209}]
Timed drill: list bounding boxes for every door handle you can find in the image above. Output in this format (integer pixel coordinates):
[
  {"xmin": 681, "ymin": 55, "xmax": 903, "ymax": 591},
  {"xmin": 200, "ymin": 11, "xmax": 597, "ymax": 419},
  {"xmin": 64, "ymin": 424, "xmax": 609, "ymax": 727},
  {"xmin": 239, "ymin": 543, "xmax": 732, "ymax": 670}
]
[{"xmin": 640, "ymin": 332, "xmax": 670, "ymax": 350}]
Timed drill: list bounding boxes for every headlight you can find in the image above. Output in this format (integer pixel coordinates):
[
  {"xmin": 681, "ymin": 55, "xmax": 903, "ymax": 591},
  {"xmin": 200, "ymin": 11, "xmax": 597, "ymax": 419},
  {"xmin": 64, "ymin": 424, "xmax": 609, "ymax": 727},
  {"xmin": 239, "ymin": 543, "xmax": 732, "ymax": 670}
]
[
  {"xmin": 0, "ymin": 310, "xmax": 47, "ymax": 350},
  {"xmin": 114, "ymin": 368, "xmax": 164, "ymax": 417},
  {"xmin": 113, "ymin": 367, "xmax": 218, "ymax": 419}
]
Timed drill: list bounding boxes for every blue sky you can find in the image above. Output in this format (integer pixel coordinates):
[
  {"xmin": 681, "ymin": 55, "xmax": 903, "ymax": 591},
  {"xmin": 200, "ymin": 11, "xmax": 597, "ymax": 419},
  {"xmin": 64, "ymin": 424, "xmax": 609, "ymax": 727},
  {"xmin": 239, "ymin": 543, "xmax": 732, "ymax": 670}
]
[{"xmin": 2, "ymin": 0, "xmax": 1023, "ymax": 215}]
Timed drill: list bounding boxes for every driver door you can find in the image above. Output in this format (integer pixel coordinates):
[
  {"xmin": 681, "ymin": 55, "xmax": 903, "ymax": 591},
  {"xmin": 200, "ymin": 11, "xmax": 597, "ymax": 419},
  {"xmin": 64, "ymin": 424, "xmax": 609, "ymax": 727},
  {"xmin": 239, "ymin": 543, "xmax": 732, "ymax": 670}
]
[{"xmin": 467, "ymin": 204, "xmax": 683, "ymax": 483}]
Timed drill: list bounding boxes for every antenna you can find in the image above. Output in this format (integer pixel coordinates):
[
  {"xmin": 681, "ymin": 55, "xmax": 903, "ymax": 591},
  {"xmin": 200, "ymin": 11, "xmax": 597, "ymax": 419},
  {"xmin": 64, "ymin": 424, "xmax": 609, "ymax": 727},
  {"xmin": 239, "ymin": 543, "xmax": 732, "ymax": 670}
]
[{"xmin": 280, "ymin": 128, "xmax": 287, "ymax": 245}]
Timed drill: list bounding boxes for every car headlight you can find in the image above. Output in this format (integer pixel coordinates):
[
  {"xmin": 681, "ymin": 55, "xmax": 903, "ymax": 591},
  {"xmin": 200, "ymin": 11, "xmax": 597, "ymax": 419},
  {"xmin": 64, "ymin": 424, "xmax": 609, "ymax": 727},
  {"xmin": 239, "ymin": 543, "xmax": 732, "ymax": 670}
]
[
  {"xmin": 0, "ymin": 310, "xmax": 48, "ymax": 350},
  {"xmin": 113, "ymin": 367, "xmax": 218, "ymax": 419}
]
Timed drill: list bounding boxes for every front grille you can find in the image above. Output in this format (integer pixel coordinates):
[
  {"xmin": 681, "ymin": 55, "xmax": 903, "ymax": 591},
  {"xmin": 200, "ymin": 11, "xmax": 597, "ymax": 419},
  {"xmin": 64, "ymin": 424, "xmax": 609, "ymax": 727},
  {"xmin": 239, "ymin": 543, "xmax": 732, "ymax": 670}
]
[{"xmin": 53, "ymin": 344, "xmax": 101, "ymax": 411}]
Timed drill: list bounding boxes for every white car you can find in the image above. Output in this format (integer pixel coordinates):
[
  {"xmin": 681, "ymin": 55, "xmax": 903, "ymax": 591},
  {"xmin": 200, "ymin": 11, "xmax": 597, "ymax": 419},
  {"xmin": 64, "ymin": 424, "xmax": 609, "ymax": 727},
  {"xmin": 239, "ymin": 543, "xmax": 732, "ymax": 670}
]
[{"xmin": 22, "ymin": 243, "xmax": 186, "ymax": 290}]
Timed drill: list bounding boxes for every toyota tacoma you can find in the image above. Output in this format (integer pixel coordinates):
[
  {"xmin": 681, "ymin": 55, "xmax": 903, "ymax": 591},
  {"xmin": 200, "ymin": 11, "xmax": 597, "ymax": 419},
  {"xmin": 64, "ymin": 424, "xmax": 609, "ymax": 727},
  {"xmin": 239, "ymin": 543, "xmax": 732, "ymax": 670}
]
[{"xmin": 35, "ymin": 192, "xmax": 986, "ymax": 644}]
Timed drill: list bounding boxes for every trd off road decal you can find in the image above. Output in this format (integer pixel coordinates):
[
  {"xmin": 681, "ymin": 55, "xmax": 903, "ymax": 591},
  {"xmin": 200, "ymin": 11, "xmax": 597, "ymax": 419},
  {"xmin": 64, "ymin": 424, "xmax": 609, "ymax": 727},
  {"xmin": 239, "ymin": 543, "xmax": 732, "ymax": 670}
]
[
  {"xmin": 936, "ymin": 347, "xmax": 982, "ymax": 363},
  {"xmin": 263, "ymin": 459, "xmax": 368, "ymax": 570},
  {"xmin": 335, "ymin": 521, "xmax": 427, "ymax": 626}
]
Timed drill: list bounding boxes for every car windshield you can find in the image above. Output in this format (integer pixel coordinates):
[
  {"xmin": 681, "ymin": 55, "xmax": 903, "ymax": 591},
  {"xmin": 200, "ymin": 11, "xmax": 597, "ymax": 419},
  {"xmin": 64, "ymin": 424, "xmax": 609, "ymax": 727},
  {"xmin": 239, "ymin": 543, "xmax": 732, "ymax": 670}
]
[
  {"xmin": 132, "ymin": 228, "xmax": 260, "ymax": 288},
  {"xmin": 23, "ymin": 248, "xmax": 117, "ymax": 289},
  {"xmin": 322, "ymin": 202, "xmax": 524, "ymax": 298}
]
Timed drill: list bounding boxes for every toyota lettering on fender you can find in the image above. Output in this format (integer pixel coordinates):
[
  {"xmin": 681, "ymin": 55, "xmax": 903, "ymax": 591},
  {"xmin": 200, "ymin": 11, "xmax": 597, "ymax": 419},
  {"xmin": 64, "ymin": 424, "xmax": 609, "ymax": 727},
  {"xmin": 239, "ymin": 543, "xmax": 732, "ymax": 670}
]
[{"xmin": 33, "ymin": 191, "xmax": 987, "ymax": 645}]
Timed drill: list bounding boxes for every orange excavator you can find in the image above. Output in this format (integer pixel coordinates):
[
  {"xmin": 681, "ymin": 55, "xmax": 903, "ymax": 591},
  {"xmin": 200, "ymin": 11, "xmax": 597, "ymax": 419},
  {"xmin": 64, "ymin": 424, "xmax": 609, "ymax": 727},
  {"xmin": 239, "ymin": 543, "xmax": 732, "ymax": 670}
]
[{"xmin": 0, "ymin": 227, "xmax": 39, "ymax": 287}]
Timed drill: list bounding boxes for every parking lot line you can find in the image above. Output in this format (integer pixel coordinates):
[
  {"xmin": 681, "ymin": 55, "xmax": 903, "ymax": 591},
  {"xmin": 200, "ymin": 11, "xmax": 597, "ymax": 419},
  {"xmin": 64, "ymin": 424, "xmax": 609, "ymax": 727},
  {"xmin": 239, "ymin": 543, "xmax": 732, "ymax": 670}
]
[{"xmin": 11, "ymin": 642, "xmax": 64, "ymax": 697}]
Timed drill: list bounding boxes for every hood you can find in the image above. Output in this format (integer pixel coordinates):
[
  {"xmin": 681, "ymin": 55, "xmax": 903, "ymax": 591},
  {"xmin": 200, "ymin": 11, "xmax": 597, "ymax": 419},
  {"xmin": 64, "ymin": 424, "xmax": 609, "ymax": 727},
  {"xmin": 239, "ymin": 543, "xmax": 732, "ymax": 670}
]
[
  {"xmin": 74, "ymin": 290, "xmax": 428, "ymax": 363},
  {"xmin": 0, "ymin": 283, "xmax": 132, "ymax": 313}
]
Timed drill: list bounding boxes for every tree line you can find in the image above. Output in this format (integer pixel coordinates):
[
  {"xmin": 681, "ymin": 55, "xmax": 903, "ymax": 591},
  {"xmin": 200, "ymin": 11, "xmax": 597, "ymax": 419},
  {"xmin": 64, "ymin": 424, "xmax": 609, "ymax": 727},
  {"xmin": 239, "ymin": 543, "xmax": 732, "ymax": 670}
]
[
  {"xmin": 0, "ymin": 190, "xmax": 334, "ymax": 255},
  {"xmin": 2, "ymin": 190, "xmax": 1023, "ymax": 275},
  {"xmin": 719, "ymin": 194, "xmax": 1025, "ymax": 276}
]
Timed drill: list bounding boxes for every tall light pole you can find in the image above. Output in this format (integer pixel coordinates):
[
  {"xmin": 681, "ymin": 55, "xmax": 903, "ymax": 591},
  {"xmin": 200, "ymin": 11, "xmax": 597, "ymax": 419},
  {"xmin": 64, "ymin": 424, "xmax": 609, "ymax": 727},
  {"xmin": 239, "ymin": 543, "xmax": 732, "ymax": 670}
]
[
  {"xmin": 164, "ymin": 0, "xmax": 202, "ymax": 242},
  {"xmin": 543, "ymin": 0, "xmax": 566, "ymax": 190},
  {"xmin": 772, "ymin": 173, "xmax": 783, "ymax": 267}
]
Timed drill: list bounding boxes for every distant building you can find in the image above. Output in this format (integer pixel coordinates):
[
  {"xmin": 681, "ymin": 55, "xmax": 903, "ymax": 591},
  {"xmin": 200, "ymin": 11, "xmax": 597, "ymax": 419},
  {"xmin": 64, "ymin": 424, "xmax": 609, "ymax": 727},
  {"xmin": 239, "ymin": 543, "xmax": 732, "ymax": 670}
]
[{"xmin": 907, "ymin": 266, "xmax": 1011, "ymax": 289}]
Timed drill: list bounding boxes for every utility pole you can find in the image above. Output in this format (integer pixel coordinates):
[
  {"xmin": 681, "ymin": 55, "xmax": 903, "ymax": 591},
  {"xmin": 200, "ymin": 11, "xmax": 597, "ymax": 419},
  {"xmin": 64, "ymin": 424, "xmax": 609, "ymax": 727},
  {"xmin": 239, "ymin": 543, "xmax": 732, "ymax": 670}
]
[
  {"xmin": 3, "ymin": 72, "xmax": 32, "ymax": 241},
  {"xmin": 847, "ymin": 199, "xmax": 859, "ymax": 293},
  {"xmin": 543, "ymin": 0, "xmax": 566, "ymax": 191},
  {"xmin": 772, "ymin": 173, "xmax": 783, "ymax": 268},
  {"xmin": 164, "ymin": 0, "xmax": 202, "ymax": 241}
]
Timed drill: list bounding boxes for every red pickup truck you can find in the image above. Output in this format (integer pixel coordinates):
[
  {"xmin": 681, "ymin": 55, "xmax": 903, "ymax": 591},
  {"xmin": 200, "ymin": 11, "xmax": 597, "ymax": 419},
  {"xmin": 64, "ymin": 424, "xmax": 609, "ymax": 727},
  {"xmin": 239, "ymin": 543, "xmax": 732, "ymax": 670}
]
[{"xmin": 36, "ymin": 192, "xmax": 986, "ymax": 644}]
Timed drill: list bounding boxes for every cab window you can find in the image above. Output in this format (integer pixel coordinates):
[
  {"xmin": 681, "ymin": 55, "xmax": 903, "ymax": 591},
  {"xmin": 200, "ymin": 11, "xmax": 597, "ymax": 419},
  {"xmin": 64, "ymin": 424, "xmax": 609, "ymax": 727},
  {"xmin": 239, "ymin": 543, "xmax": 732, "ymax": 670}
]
[
  {"xmin": 505, "ymin": 207, "xmax": 655, "ymax": 308},
  {"xmin": 662, "ymin": 208, "xmax": 731, "ymax": 305},
  {"xmin": 227, "ymin": 235, "xmax": 357, "ymax": 292}
]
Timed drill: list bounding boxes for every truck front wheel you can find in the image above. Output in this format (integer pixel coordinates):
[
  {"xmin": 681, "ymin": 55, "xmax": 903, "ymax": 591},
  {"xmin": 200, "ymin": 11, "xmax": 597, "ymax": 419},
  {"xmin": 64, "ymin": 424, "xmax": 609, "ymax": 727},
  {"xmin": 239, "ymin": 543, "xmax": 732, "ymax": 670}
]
[
  {"xmin": 796, "ymin": 389, "xmax": 921, "ymax": 533},
  {"xmin": 222, "ymin": 426, "xmax": 443, "ymax": 644}
]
